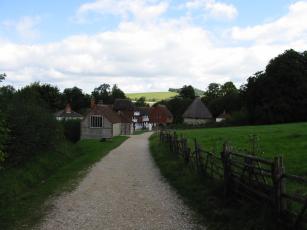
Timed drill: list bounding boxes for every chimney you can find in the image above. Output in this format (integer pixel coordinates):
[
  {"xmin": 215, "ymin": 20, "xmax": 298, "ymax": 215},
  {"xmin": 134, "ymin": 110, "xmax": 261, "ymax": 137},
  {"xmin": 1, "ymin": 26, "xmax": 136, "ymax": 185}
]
[
  {"xmin": 65, "ymin": 103, "xmax": 72, "ymax": 113},
  {"xmin": 91, "ymin": 97, "xmax": 96, "ymax": 109}
]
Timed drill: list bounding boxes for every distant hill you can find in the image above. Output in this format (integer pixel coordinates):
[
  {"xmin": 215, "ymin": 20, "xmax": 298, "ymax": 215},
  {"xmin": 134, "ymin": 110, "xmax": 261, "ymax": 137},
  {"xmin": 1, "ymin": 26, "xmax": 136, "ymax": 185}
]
[
  {"xmin": 127, "ymin": 92, "xmax": 178, "ymax": 102},
  {"xmin": 169, "ymin": 87, "xmax": 204, "ymax": 96}
]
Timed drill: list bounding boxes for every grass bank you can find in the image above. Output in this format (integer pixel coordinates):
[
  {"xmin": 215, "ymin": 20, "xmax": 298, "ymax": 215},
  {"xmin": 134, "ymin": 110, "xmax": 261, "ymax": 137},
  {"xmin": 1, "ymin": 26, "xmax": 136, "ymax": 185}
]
[
  {"xmin": 150, "ymin": 133, "xmax": 278, "ymax": 230},
  {"xmin": 0, "ymin": 136, "xmax": 128, "ymax": 230}
]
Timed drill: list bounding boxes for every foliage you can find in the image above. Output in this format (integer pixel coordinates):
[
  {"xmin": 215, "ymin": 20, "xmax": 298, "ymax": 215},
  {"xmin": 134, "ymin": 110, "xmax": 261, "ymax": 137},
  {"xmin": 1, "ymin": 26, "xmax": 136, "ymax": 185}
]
[
  {"xmin": 62, "ymin": 87, "xmax": 90, "ymax": 112},
  {"xmin": 243, "ymin": 49, "xmax": 307, "ymax": 124},
  {"xmin": 179, "ymin": 85, "xmax": 195, "ymax": 99},
  {"xmin": 134, "ymin": 96, "xmax": 149, "ymax": 107},
  {"xmin": 169, "ymin": 87, "xmax": 204, "ymax": 96},
  {"xmin": 0, "ymin": 73, "xmax": 6, "ymax": 82},
  {"xmin": 92, "ymin": 83, "xmax": 126, "ymax": 104},
  {"xmin": 60, "ymin": 119, "xmax": 81, "ymax": 143},
  {"xmin": 0, "ymin": 113, "xmax": 8, "ymax": 166},
  {"xmin": 0, "ymin": 137, "xmax": 128, "ymax": 230},
  {"xmin": 5, "ymin": 89, "xmax": 63, "ymax": 165}
]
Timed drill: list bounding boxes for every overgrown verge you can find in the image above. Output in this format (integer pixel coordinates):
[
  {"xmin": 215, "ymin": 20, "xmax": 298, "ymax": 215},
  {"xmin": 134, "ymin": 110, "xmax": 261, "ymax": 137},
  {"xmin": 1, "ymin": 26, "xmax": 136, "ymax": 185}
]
[
  {"xmin": 0, "ymin": 136, "xmax": 128, "ymax": 230},
  {"xmin": 149, "ymin": 133, "xmax": 277, "ymax": 230}
]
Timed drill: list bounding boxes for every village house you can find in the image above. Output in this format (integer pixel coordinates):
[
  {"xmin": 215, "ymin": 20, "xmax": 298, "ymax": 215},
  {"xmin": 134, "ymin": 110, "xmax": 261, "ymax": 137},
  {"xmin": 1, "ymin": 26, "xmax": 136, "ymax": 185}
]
[
  {"xmin": 133, "ymin": 107, "xmax": 150, "ymax": 130},
  {"xmin": 149, "ymin": 104, "xmax": 173, "ymax": 127},
  {"xmin": 183, "ymin": 97, "xmax": 212, "ymax": 125},
  {"xmin": 81, "ymin": 99, "xmax": 134, "ymax": 139},
  {"xmin": 54, "ymin": 104, "xmax": 83, "ymax": 121}
]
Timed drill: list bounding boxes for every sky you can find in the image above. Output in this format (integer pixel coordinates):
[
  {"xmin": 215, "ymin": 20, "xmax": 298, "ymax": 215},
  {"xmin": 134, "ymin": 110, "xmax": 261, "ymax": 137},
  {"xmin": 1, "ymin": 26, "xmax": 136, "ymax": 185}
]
[{"xmin": 0, "ymin": 0, "xmax": 306, "ymax": 93}]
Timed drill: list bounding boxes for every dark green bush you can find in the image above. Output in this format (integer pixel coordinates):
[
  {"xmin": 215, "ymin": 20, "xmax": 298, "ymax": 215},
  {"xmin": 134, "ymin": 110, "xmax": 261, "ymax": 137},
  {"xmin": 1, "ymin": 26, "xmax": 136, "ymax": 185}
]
[
  {"xmin": 5, "ymin": 91, "xmax": 63, "ymax": 166},
  {"xmin": 60, "ymin": 119, "xmax": 81, "ymax": 143}
]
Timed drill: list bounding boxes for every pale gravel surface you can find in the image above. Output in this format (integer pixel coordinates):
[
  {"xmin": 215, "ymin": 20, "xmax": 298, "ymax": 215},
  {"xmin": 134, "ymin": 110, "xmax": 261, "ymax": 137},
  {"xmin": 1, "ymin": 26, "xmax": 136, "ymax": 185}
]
[{"xmin": 36, "ymin": 132, "xmax": 205, "ymax": 230}]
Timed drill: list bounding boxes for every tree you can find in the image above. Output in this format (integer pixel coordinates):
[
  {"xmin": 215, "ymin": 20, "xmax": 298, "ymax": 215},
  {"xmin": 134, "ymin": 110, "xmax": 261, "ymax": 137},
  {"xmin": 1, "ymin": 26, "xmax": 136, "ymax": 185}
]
[
  {"xmin": 63, "ymin": 87, "xmax": 90, "ymax": 112},
  {"xmin": 92, "ymin": 84, "xmax": 111, "ymax": 104},
  {"xmin": 134, "ymin": 97, "xmax": 148, "ymax": 107},
  {"xmin": 180, "ymin": 85, "xmax": 195, "ymax": 99},
  {"xmin": 111, "ymin": 84, "xmax": 126, "ymax": 102},
  {"xmin": 0, "ymin": 73, "xmax": 6, "ymax": 82},
  {"xmin": 220, "ymin": 81, "xmax": 238, "ymax": 96},
  {"xmin": 243, "ymin": 49, "xmax": 307, "ymax": 124},
  {"xmin": 203, "ymin": 83, "xmax": 222, "ymax": 103}
]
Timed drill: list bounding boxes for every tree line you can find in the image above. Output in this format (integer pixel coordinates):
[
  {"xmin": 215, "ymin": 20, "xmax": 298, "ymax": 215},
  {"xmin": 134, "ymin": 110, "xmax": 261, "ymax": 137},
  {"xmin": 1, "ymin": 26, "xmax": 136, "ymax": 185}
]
[
  {"xmin": 160, "ymin": 49, "xmax": 307, "ymax": 125},
  {"xmin": 0, "ymin": 80, "xmax": 127, "ymax": 167}
]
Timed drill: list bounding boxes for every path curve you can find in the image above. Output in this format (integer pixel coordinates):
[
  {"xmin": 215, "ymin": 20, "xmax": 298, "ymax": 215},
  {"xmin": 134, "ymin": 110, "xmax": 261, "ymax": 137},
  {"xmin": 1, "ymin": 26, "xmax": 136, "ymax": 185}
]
[{"xmin": 36, "ymin": 132, "xmax": 205, "ymax": 230}]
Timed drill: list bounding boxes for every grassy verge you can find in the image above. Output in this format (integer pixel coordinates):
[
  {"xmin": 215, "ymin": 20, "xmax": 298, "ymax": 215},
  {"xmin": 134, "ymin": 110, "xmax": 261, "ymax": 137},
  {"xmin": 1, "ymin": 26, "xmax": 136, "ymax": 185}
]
[
  {"xmin": 0, "ymin": 136, "xmax": 128, "ymax": 230},
  {"xmin": 149, "ymin": 133, "xmax": 278, "ymax": 230}
]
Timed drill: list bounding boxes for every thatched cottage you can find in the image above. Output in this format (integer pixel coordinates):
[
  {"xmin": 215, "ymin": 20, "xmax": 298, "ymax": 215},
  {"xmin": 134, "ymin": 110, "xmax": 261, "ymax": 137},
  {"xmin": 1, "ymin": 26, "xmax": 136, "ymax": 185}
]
[
  {"xmin": 183, "ymin": 97, "xmax": 212, "ymax": 125},
  {"xmin": 55, "ymin": 104, "xmax": 83, "ymax": 120}
]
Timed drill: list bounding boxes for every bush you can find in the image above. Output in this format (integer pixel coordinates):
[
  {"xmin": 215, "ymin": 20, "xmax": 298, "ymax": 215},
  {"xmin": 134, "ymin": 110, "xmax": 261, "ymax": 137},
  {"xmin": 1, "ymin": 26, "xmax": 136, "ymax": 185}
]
[
  {"xmin": 60, "ymin": 119, "xmax": 81, "ymax": 143},
  {"xmin": 5, "ymin": 92, "xmax": 63, "ymax": 166},
  {"xmin": 0, "ymin": 112, "xmax": 8, "ymax": 166}
]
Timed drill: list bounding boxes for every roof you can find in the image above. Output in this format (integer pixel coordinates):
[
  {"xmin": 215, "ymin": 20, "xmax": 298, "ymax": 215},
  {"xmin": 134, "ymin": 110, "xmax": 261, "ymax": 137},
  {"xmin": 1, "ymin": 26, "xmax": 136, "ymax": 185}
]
[
  {"xmin": 113, "ymin": 99, "xmax": 134, "ymax": 111},
  {"xmin": 156, "ymin": 105, "xmax": 173, "ymax": 118},
  {"xmin": 134, "ymin": 107, "xmax": 150, "ymax": 116},
  {"xmin": 88, "ymin": 104, "xmax": 122, "ymax": 124},
  {"xmin": 182, "ymin": 97, "xmax": 212, "ymax": 119},
  {"xmin": 54, "ymin": 110, "xmax": 83, "ymax": 118}
]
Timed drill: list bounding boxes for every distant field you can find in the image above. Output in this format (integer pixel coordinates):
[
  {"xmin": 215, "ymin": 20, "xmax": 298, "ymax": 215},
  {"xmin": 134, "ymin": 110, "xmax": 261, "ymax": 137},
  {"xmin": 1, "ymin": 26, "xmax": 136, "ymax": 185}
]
[
  {"xmin": 177, "ymin": 122, "xmax": 307, "ymax": 176},
  {"xmin": 127, "ymin": 92, "xmax": 178, "ymax": 102}
]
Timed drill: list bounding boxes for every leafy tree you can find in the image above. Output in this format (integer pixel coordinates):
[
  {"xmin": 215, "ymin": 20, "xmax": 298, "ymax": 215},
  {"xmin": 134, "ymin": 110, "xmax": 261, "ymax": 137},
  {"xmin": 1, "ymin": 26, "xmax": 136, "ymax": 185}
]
[
  {"xmin": 243, "ymin": 49, "xmax": 307, "ymax": 124},
  {"xmin": 21, "ymin": 82, "xmax": 63, "ymax": 112},
  {"xmin": 5, "ymin": 89, "xmax": 63, "ymax": 165},
  {"xmin": 220, "ymin": 81, "xmax": 238, "ymax": 96},
  {"xmin": 92, "ymin": 84, "xmax": 111, "ymax": 104},
  {"xmin": 62, "ymin": 87, "xmax": 90, "ymax": 112},
  {"xmin": 0, "ymin": 73, "xmax": 6, "ymax": 82},
  {"xmin": 111, "ymin": 84, "xmax": 126, "ymax": 101},
  {"xmin": 203, "ymin": 83, "xmax": 222, "ymax": 103},
  {"xmin": 179, "ymin": 85, "xmax": 195, "ymax": 99},
  {"xmin": 134, "ymin": 97, "xmax": 148, "ymax": 107}
]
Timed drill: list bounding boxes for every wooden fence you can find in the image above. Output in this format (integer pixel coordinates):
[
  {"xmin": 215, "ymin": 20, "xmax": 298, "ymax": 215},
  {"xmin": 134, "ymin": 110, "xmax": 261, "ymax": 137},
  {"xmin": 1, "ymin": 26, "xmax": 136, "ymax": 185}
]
[{"xmin": 159, "ymin": 130, "xmax": 307, "ymax": 229}]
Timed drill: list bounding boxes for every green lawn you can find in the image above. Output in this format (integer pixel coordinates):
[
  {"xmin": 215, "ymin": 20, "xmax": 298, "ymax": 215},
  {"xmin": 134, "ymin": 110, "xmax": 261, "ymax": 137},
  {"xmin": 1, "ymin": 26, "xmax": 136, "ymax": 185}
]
[
  {"xmin": 127, "ymin": 91, "xmax": 178, "ymax": 101},
  {"xmin": 0, "ymin": 136, "xmax": 128, "ymax": 230},
  {"xmin": 176, "ymin": 122, "xmax": 307, "ymax": 176}
]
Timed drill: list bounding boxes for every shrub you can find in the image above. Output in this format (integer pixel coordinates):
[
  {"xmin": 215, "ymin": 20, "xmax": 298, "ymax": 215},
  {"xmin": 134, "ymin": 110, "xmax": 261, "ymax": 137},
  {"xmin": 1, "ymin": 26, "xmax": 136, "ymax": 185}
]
[
  {"xmin": 60, "ymin": 119, "xmax": 81, "ymax": 143},
  {"xmin": 5, "ymin": 92, "xmax": 63, "ymax": 166},
  {"xmin": 0, "ymin": 112, "xmax": 8, "ymax": 166}
]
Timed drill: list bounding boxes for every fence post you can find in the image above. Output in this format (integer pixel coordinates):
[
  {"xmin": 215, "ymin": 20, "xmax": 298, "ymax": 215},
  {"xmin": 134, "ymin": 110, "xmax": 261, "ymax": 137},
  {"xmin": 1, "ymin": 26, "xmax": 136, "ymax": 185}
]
[
  {"xmin": 273, "ymin": 156, "xmax": 285, "ymax": 218},
  {"xmin": 183, "ymin": 138, "xmax": 189, "ymax": 164},
  {"xmin": 221, "ymin": 142, "xmax": 231, "ymax": 198}
]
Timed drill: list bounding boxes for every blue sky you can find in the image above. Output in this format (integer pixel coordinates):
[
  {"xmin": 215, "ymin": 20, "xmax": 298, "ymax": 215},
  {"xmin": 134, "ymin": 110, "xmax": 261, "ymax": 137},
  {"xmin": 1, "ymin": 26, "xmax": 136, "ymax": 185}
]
[{"xmin": 0, "ymin": 0, "xmax": 306, "ymax": 92}]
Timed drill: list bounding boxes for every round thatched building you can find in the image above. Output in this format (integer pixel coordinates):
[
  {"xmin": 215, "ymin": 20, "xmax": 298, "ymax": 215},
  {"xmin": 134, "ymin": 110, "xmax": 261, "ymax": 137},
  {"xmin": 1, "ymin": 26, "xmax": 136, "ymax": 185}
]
[{"xmin": 182, "ymin": 97, "xmax": 212, "ymax": 125}]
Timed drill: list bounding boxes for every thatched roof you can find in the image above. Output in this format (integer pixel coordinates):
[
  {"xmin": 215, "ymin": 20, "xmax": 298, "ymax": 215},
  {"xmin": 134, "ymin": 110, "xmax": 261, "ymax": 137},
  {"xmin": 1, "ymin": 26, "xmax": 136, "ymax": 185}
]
[{"xmin": 183, "ymin": 97, "xmax": 212, "ymax": 119}]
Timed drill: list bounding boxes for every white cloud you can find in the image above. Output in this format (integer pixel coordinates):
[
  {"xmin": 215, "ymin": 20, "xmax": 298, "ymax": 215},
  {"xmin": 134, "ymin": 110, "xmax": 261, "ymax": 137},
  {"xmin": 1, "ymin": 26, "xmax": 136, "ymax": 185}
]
[
  {"xmin": 2, "ymin": 16, "xmax": 41, "ymax": 40},
  {"xmin": 76, "ymin": 0, "xmax": 169, "ymax": 23},
  {"xmin": 1, "ymin": 1, "xmax": 307, "ymax": 93},
  {"xmin": 230, "ymin": 1, "xmax": 307, "ymax": 44},
  {"xmin": 185, "ymin": 0, "xmax": 238, "ymax": 20}
]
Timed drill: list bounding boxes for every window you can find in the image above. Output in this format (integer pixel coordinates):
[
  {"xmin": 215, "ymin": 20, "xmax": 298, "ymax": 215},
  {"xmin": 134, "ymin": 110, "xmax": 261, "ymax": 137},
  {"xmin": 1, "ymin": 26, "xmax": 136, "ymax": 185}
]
[{"xmin": 90, "ymin": 115, "xmax": 103, "ymax": 128}]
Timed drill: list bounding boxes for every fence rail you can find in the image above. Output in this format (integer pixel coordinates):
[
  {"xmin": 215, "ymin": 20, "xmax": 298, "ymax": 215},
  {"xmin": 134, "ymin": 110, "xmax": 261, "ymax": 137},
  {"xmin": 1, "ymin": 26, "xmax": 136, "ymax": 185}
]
[{"xmin": 159, "ymin": 130, "xmax": 307, "ymax": 229}]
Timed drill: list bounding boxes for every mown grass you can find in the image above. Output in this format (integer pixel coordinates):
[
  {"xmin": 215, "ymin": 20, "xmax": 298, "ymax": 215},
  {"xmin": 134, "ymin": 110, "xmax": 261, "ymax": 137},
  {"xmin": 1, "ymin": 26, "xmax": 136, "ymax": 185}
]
[
  {"xmin": 149, "ymin": 134, "xmax": 278, "ymax": 230},
  {"xmin": 0, "ymin": 136, "xmax": 128, "ymax": 230},
  {"xmin": 127, "ymin": 91, "xmax": 178, "ymax": 102},
  {"xmin": 176, "ymin": 122, "xmax": 307, "ymax": 176}
]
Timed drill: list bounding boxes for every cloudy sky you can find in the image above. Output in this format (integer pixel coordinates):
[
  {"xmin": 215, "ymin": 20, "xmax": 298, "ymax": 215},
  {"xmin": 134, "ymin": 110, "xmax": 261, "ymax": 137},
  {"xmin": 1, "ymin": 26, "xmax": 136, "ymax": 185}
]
[{"xmin": 0, "ymin": 0, "xmax": 306, "ymax": 93}]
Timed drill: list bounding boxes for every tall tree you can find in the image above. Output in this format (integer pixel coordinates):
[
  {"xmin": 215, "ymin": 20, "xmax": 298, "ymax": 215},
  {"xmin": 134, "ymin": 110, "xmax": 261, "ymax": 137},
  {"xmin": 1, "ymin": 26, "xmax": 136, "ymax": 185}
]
[
  {"xmin": 111, "ymin": 84, "xmax": 126, "ymax": 101},
  {"xmin": 92, "ymin": 84, "xmax": 111, "ymax": 104},
  {"xmin": 180, "ymin": 85, "xmax": 195, "ymax": 99},
  {"xmin": 63, "ymin": 87, "xmax": 90, "ymax": 112}
]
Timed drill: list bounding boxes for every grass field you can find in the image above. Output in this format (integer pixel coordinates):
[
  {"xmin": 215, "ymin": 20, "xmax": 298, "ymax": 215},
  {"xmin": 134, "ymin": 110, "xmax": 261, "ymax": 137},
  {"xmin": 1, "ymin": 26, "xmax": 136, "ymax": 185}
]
[
  {"xmin": 176, "ymin": 122, "xmax": 307, "ymax": 176},
  {"xmin": 127, "ymin": 91, "xmax": 177, "ymax": 101},
  {"xmin": 0, "ymin": 137, "xmax": 128, "ymax": 230}
]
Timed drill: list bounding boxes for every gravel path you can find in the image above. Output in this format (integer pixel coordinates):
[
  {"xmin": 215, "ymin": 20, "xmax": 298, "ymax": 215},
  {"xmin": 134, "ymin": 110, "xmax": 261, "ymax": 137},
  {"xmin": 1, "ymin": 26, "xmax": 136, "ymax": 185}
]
[{"xmin": 36, "ymin": 132, "xmax": 205, "ymax": 230}]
